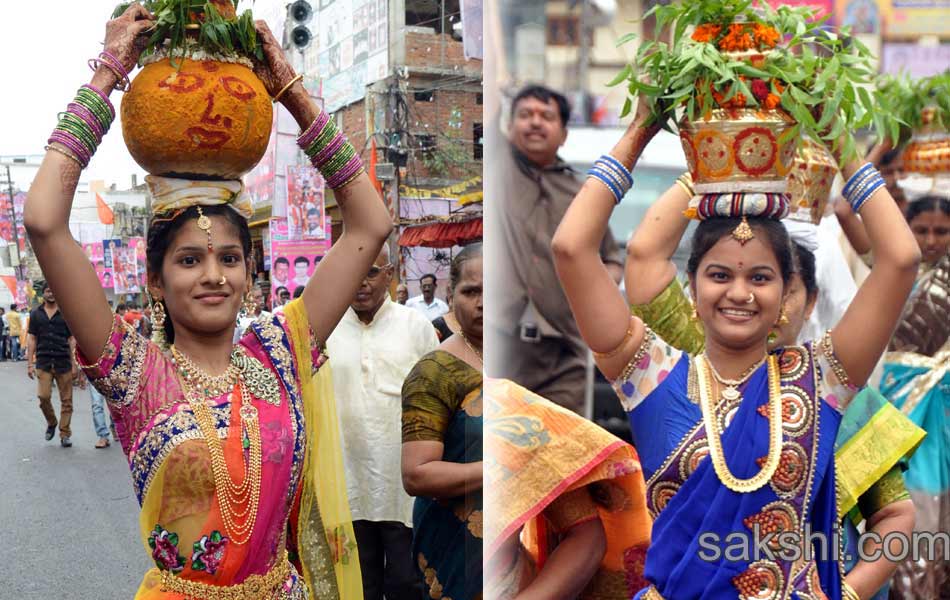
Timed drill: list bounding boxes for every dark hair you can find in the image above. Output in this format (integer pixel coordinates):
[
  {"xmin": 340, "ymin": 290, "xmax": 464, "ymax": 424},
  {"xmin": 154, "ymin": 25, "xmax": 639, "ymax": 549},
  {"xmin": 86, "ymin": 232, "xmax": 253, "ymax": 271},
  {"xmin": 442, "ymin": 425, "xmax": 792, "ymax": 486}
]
[
  {"xmin": 686, "ymin": 218, "xmax": 793, "ymax": 285},
  {"xmin": 512, "ymin": 85, "xmax": 571, "ymax": 126},
  {"xmin": 791, "ymin": 242, "xmax": 818, "ymax": 301},
  {"xmin": 9, "ymin": 304, "xmax": 15, "ymax": 310},
  {"xmin": 420, "ymin": 273, "xmax": 437, "ymax": 285},
  {"xmin": 904, "ymin": 195, "xmax": 950, "ymax": 225},
  {"xmin": 294, "ymin": 256, "xmax": 309, "ymax": 265},
  {"xmin": 116, "ymin": 303, "xmax": 127, "ymax": 312},
  {"xmin": 450, "ymin": 242, "xmax": 483, "ymax": 292},
  {"xmin": 276, "ymin": 286, "xmax": 290, "ymax": 297},
  {"xmin": 147, "ymin": 204, "xmax": 252, "ymax": 344},
  {"xmin": 275, "ymin": 257, "xmax": 290, "ymax": 267},
  {"xmin": 293, "ymin": 286, "xmax": 305, "ymax": 298}
]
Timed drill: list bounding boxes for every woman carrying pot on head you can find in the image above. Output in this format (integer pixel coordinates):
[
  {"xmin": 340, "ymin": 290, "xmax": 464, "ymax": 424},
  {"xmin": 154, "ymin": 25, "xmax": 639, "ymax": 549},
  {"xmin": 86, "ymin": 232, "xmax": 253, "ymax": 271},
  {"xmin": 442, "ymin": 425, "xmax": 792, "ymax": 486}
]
[
  {"xmin": 622, "ymin": 175, "xmax": 924, "ymax": 600},
  {"xmin": 401, "ymin": 243, "xmax": 484, "ymax": 600},
  {"xmin": 550, "ymin": 92, "xmax": 920, "ymax": 600},
  {"xmin": 24, "ymin": 6, "xmax": 392, "ymax": 599}
]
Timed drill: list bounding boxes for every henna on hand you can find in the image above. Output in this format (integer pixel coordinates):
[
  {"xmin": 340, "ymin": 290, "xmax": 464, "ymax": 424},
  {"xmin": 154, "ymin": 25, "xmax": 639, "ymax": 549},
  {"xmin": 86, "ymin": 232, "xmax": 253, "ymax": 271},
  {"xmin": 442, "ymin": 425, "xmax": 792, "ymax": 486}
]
[
  {"xmin": 103, "ymin": 3, "xmax": 154, "ymax": 73},
  {"xmin": 252, "ymin": 20, "xmax": 299, "ymax": 98}
]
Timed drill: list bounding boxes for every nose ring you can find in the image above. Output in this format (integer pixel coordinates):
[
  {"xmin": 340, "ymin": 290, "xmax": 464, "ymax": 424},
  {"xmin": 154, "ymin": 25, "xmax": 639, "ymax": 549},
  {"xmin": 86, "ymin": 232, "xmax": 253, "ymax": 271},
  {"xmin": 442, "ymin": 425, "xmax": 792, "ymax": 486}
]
[
  {"xmin": 218, "ymin": 276, "xmax": 227, "ymax": 286},
  {"xmin": 746, "ymin": 292, "xmax": 755, "ymax": 304}
]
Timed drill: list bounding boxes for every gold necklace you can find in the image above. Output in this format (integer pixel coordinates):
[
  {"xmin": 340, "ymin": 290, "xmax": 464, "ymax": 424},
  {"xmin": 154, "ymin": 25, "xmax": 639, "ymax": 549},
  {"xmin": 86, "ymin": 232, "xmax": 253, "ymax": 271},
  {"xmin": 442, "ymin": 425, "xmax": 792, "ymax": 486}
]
[
  {"xmin": 694, "ymin": 354, "xmax": 783, "ymax": 493},
  {"xmin": 457, "ymin": 330, "xmax": 483, "ymax": 364},
  {"xmin": 173, "ymin": 345, "xmax": 262, "ymax": 545},
  {"xmin": 171, "ymin": 345, "xmax": 239, "ymax": 398},
  {"xmin": 704, "ymin": 353, "xmax": 766, "ymax": 403}
]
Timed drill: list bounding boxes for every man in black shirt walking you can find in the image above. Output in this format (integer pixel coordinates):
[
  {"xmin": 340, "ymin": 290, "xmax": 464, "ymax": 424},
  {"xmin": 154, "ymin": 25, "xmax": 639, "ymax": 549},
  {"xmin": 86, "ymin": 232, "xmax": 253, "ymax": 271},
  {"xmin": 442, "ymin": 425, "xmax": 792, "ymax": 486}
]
[{"xmin": 27, "ymin": 283, "xmax": 78, "ymax": 447}]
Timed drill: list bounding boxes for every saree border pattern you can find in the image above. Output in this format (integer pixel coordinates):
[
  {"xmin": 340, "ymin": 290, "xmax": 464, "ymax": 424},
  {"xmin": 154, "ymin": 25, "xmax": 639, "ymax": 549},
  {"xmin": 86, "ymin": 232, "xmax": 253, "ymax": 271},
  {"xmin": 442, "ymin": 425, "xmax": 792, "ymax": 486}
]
[{"xmin": 643, "ymin": 343, "xmax": 834, "ymax": 599}]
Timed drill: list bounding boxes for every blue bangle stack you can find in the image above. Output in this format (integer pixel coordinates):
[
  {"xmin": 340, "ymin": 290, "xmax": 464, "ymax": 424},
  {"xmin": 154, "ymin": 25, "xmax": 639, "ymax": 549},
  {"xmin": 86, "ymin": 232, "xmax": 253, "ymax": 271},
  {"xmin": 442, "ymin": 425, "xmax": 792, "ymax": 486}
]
[
  {"xmin": 842, "ymin": 162, "xmax": 885, "ymax": 214},
  {"xmin": 587, "ymin": 155, "xmax": 634, "ymax": 204}
]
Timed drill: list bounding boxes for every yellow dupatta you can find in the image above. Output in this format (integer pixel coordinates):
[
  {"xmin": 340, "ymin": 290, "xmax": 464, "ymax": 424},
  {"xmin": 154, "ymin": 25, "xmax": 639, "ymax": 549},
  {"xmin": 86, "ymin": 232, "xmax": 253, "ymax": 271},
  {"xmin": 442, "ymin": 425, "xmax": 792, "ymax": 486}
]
[{"xmin": 284, "ymin": 300, "xmax": 363, "ymax": 599}]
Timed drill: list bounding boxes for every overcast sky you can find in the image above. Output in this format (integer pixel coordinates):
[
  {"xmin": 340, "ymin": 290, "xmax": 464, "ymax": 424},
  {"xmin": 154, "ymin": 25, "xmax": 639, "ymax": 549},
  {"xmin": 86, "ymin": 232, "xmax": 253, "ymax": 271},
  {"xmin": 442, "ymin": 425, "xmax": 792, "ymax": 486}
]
[
  {"xmin": 0, "ymin": 1, "xmax": 277, "ymax": 193},
  {"xmin": 0, "ymin": 1, "xmax": 149, "ymax": 191}
]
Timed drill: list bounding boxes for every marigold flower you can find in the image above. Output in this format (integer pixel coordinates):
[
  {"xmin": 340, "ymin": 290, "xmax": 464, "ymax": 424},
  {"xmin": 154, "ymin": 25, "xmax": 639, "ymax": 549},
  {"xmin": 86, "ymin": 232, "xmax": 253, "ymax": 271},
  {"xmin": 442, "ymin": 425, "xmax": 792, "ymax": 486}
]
[
  {"xmin": 718, "ymin": 23, "xmax": 755, "ymax": 52},
  {"xmin": 691, "ymin": 23, "xmax": 722, "ymax": 43},
  {"xmin": 752, "ymin": 23, "xmax": 781, "ymax": 49},
  {"xmin": 763, "ymin": 94, "xmax": 781, "ymax": 109}
]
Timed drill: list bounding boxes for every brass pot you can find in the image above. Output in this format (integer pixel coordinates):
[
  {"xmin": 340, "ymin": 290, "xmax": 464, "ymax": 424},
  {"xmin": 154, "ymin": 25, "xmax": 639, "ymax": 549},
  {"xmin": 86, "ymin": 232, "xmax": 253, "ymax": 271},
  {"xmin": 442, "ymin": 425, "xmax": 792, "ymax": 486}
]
[
  {"xmin": 680, "ymin": 108, "xmax": 798, "ymax": 195},
  {"xmin": 786, "ymin": 138, "xmax": 838, "ymax": 224}
]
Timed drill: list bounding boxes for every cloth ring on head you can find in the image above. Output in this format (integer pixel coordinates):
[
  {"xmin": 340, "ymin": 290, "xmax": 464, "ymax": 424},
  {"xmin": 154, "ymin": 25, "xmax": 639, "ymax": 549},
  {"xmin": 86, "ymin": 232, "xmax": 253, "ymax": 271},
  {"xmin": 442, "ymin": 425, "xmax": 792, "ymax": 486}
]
[
  {"xmin": 218, "ymin": 276, "xmax": 227, "ymax": 286},
  {"xmin": 746, "ymin": 292, "xmax": 755, "ymax": 304}
]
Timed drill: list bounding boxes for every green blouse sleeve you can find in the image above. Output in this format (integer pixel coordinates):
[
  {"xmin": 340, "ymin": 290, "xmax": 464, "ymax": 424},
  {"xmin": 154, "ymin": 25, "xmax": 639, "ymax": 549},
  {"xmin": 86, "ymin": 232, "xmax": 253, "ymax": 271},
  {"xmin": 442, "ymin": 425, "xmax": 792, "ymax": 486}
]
[
  {"xmin": 631, "ymin": 277, "xmax": 706, "ymax": 356},
  {"xmin": 858, "ymin": 465, "xmax": 911, "ymax": 519},
  {"xmin": 401, "ymin": 354, "xmax": 461, "ymax": 443}
]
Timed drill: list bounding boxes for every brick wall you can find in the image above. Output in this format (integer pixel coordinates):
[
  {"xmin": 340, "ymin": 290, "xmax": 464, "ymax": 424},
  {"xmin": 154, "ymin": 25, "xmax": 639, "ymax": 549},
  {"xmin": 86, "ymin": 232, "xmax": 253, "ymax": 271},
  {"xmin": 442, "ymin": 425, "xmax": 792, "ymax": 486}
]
[
  {"xmin": 404, "ymin": 31, "xmax": 475, "ymax": 71},
  {"xmin": 405, "ymin": 85, "xmax": 482, "ymax": 181}
]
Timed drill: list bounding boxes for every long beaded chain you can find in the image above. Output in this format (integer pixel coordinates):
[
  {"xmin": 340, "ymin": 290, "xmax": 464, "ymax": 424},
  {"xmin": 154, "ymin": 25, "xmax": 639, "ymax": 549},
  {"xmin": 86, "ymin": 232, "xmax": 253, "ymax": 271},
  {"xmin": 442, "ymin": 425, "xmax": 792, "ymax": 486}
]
[
  {"xmin": 694, "ymin": 354, "xmax": 783, "ymax": 493},
  {"xmin": 173, "ymin": 346, "xmax": 262, "ymax": 545}
]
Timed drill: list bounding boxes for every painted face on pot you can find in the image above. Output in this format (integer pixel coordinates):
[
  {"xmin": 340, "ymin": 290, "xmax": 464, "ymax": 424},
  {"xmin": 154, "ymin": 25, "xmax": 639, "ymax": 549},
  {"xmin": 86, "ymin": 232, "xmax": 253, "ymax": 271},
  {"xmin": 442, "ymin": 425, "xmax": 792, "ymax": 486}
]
[
  {"xmin": 122, "ymin": 58, "xmax": 273, "ymax": 179},
  {"xmin": 691, "ymin": 235, "xmax": 785, "ymax": 350}
]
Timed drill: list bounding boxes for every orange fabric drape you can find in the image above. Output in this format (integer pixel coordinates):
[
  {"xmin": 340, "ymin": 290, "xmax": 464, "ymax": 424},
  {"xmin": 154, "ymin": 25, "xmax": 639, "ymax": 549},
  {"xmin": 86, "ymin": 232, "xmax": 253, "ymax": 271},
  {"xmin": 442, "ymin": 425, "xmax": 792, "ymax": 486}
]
[{"xmin": 397, "ymin": 219, "xmax": 482, "ymax": 248}]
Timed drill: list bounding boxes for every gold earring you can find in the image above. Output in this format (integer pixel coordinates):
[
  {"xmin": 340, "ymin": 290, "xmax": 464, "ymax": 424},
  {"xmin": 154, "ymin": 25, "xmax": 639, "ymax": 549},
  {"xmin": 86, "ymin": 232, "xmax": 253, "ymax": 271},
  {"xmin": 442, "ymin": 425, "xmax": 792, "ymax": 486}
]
[
  {"xmin": 242, "ymin": 290, "xmax": 255, "ymax": 316},
  {"xmin": 777, "ymin": 305, "xmax": 789, "ymax": 326},
  {"xmin": 151, "ymin": 296, "xmax": 168, "ymax": 349}
]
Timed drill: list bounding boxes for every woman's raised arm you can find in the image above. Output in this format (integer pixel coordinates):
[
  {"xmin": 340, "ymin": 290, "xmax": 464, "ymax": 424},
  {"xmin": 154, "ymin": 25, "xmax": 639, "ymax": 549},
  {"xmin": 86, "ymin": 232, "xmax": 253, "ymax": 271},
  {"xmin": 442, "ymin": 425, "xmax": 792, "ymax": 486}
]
[
  {"xmin": 23, "ymin": 5, "xmax": 153, "ymax": 359},
  {"xmin": 829, "ymin": 155, "xmax": 921, "ymax": 386},
  {"xmin": 251, "ymin": 23, "xmax": 393, "ymax": 345},
  {"xmin": 551, "ymin": 99, "xmax": 659, "ymax": 378},
  {"xmin": 625, "ymin": 178, "xmax": 693, "ymax": 305}
]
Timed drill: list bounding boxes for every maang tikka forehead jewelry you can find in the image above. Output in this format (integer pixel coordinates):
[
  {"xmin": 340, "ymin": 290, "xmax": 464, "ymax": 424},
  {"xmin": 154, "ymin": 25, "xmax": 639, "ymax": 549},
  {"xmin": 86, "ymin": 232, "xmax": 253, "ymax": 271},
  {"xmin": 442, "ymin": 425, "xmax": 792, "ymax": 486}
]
[{"xmin": 195, "ymin": 205, "xmax": 213, "ymax": 252}]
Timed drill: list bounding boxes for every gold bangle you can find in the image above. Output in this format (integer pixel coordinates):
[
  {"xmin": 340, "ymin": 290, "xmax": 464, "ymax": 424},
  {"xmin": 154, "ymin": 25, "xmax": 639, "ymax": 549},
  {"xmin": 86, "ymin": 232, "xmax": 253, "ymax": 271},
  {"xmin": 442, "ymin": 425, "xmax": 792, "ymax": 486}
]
[
  {"xmin": 842, "ymin": 581, "xmax": 861, "ymax": 600},
  {"xmin": 45, "ymin": 144, "xmax": 83, "ymax": 168},
  {"xmin": 592, "ymin": 319, "xmax": 636, "ymax": 359},
  {"xmin": 675, "ymin": 172, "xmax": 695, "ymax": 197},
  {"xmin": 273, "ymin": 74, "xmax": 303, "ymax": 103}
]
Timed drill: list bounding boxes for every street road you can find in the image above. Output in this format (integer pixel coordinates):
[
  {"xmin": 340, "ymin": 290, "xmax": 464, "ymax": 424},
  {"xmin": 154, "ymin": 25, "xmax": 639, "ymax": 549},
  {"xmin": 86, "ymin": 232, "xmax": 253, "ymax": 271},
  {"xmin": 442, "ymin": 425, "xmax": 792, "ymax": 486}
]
[{"xmin": 0, "ymin": 361, "xmax": 150, "ymax": 598}]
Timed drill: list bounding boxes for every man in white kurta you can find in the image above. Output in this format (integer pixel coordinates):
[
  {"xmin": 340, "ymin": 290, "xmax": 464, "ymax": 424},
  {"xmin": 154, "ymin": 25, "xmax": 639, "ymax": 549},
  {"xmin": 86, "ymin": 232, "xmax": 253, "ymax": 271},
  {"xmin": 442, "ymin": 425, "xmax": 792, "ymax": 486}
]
[{"xmin": 327, "ymin": 246, "xmax": 439, "ymax": 600}]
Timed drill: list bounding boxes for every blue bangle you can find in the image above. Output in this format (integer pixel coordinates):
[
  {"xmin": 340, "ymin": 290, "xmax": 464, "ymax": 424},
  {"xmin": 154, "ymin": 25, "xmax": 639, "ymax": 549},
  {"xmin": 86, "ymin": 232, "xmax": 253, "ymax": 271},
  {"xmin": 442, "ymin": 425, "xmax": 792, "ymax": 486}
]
[
  {"xmin": 843, "ymin": 163, "xmax": 875, "ymax": 197},
  {"xmin": 846, "ymin": 172, "xmax": 883, "ymax": 212},
  {"xmin": 843, "ymin": 163, "xmax": 874, "ymax": 196},
  {"xmin": 587, "ymin": 167, "xmax": 624, "ymax": 203},
  {"xmin": 852, "ymin": 178, "xmax": 885, "ymax": 213},
  {"xmin": 591, "ymin": 165, "xmax": 627, "ymax": 194},
  {"xmin": 598, "ymin": 155, "xmax": 634, "ymax": 187},
  {"xmin": 596, "ymin": 160, "xmax": 635, "ymax": 194}
]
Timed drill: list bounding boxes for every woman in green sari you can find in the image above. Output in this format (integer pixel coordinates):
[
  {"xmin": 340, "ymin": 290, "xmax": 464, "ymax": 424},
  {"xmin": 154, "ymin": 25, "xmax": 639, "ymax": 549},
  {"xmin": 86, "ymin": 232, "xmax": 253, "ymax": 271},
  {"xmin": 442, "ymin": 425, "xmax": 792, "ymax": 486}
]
[{"xmin": 401, "ymin": 243, "xmax": 484, "ymax": 600}]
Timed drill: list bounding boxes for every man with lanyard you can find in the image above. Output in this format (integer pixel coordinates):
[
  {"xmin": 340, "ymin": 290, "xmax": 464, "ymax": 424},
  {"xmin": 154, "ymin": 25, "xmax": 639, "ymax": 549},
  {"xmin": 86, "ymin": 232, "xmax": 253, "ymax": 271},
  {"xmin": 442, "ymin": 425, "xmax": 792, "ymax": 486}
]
[{"xmin": 27, "ymin": 283, "xmax": 79, "ymax": 447}]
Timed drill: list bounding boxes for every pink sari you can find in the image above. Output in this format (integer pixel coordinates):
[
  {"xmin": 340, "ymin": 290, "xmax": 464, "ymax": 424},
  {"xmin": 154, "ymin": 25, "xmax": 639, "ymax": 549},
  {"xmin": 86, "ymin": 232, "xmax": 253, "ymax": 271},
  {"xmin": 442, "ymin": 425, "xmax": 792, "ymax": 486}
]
[{"xmin": 79, "ymin": 299, "xmax": 348, "ymax": 598}]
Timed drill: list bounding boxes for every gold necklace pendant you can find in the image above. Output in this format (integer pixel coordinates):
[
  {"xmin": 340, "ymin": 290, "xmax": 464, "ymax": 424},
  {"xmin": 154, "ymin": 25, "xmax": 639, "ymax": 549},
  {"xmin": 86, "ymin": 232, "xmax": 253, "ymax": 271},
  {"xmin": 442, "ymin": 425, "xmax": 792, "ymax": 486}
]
[
  {"xmin": 694, "ymin": 354, "xmax": 784, "ymax": 494},
  {"xmin": 720, "ymin": 385, "xmax": 741, "ymax": 402}
]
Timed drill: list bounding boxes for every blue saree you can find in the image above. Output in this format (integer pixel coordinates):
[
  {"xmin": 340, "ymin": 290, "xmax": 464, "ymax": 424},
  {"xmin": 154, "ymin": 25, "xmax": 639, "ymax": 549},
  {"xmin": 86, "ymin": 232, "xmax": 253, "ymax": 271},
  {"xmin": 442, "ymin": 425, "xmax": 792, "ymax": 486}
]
[{"xmin": 614, "ymin": 334, "xmax": 856, "ymax": 600}]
